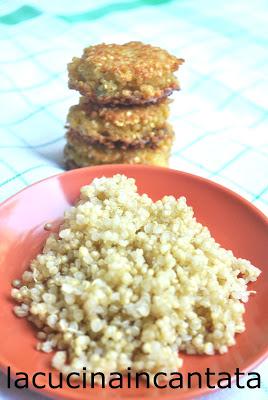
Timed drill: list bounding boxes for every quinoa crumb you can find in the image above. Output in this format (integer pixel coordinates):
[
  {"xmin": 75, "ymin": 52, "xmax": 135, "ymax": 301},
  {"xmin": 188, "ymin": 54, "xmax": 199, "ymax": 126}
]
[{"xmin": 44, "ymin": 223, "xmax": 52, "ymax": 231}]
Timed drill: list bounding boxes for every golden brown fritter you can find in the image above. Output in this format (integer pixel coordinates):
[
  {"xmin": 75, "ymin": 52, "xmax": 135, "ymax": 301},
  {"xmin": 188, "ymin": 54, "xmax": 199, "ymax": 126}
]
[
  {"xmin": 64, "ymin": 125, "xmax": 174, "ymax": 168},
  {"xmin": 68, "ymin": 42, "xmax": 184, "ymax": 105},
  {"xmin": 67, "ymin": 97, "xmax": 170, "ymax": 149}
]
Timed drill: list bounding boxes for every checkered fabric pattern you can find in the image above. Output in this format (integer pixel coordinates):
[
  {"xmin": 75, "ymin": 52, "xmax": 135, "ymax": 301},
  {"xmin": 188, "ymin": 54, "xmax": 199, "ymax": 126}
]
[{"xmin": 0, "ymin": 0, "xmax": 267, "ymax": 399}]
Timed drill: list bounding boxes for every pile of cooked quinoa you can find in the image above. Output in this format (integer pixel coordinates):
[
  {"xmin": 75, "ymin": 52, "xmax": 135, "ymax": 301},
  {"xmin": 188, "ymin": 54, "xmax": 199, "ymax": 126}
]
[{"xmin": 12, "ymin": 175, "xmax": 260, "ymax": 376}]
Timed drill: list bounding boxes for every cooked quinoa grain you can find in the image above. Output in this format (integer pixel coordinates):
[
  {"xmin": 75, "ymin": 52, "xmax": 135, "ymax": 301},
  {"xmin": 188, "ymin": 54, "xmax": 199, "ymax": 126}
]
[
  {"xmin": 68, "ymin": 42, "xmax": 184, "ymax": 105},
  {"xmin": 12, "ymin": 175, "xmax": 260, "ymax": 376},
  {"xmin": 67, "ymin": 97, "xmax": 170, "ymax": 148}
]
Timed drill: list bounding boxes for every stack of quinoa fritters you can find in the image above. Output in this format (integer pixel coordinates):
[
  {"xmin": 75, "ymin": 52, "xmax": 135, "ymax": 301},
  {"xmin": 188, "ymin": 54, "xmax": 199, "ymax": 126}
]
[{"xmin": 65, "ymin": 42, "xmax": 184, "ymax": 168}]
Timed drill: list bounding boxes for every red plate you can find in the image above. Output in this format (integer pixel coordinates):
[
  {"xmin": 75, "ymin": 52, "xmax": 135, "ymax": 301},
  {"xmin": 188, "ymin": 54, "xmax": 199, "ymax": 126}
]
[{"xmin": 0, "ymin": 165, "xmax": 267, "ymax": 399}]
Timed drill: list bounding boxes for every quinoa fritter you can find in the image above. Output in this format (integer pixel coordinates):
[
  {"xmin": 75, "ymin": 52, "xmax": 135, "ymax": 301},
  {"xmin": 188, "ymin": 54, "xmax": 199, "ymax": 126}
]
[
  {"xmin": 68, "ymin": 42, "xmax": 184, "ymax": 105},
  {"xmin": 64, "ymin": 125, "xmax": 174, "ymax": 168},
  {"xmin": 67, "ymin": 97, "xmax": 170, "ymax": 149}
]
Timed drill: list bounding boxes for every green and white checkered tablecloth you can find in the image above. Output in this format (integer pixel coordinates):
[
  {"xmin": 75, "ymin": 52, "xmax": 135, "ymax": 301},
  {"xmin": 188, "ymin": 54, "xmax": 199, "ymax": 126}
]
[{"xmin": 0, "ymin": 0, "xmax": 267, "ymax": 399}]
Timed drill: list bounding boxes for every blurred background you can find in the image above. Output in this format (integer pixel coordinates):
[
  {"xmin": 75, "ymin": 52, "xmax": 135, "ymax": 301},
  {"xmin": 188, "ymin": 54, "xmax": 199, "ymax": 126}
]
[
  {"xmin": 0, "ymin": 0, "xmax": 267, "ymax": 398},
  {"xmin": 0, "ymin": 0, "xmax": 267, "ymax": 213}
]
